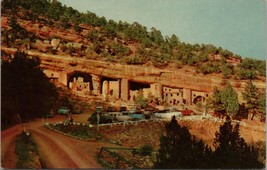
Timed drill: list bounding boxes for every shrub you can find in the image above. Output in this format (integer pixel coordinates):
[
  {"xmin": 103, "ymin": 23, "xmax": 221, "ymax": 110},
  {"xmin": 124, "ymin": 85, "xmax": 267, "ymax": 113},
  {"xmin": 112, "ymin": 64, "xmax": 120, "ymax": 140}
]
[
  {"xmin": 15, "ymin": 132, "xmax": 43, "ymax": 169},
  {"xmin": 139, "ymin": 145, "xmax": 153, "ymax": 156}
]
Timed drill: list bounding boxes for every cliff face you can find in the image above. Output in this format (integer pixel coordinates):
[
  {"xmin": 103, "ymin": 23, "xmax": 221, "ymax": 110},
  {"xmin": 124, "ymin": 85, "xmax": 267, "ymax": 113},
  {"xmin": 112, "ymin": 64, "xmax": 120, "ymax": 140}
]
[
  {"xmin": 2, "ymin": 47, "xmax": 212, "ymax": 93},
  {"xmin": 1, "ymin": 15, "xmax": 265, "ymax": 103}
]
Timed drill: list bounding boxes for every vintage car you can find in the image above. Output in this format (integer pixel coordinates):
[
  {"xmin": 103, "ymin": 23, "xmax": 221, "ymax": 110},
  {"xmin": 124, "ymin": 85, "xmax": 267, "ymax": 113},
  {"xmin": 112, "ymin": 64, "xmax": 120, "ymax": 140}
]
[
  {"xmin": 88, "ymin": 112, "xmax": 113, "ymax": 124},
  {"xmin": 154, "ymin": 109, "xmax": 183, "ymax": 119},
  {"xmin": 57, "ymin": 107, "xmax": 70, "ymax": 115},
  {"xmin": 108, "ymin": 111, "xmax": 132, "ymax": 122},
  {"xmin": 130, "ymin": 110, "xmax": 145, "ymax": 121}
]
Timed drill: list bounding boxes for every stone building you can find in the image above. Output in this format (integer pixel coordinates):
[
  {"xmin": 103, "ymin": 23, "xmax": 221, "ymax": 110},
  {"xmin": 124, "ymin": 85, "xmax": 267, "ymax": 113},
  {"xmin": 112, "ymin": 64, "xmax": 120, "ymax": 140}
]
[
  {"xmin": 163, "ymin": 87, "xmax": 184, "ymax": 105},
  {"xmin": 43, "ymin": 69, "xmax": 211, "ymax": 106},
  {"xmin": 69, "ymin": 77, "xmax": 90, "ymax": 95}
]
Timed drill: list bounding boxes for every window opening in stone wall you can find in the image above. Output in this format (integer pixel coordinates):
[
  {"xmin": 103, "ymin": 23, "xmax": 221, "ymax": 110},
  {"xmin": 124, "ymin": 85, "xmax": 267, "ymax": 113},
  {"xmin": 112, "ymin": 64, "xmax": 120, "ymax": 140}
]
[{"xmin": 110, "ymin": 89, "xmax": 113, "ymax": 95}]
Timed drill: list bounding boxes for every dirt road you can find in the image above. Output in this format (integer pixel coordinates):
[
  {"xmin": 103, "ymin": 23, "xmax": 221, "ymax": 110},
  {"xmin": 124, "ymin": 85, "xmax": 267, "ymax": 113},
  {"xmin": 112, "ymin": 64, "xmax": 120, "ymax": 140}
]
[{"xmin": 1, "ymin": 115, "xmax": 113, "ymax": 169}]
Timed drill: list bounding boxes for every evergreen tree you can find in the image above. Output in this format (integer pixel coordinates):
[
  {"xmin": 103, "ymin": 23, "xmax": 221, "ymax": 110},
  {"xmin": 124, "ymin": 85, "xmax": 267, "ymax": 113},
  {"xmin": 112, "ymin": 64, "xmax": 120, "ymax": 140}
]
[
  {"xmin": 258, "ymin": 93, "xmax": 266, "ymax": 121},
  {"xmin": 213, "ymin": 116, "xmax": 264, "ymax": 168},
  {"xmin": 154, "ymin": 116, "xmax": 212, "ymax": 169},
  {"xmin": 210, "ymin": 87, "xmax": 225, "ymax": 117},
  {"xmin": 2, "ymin": 51, "xmax": 58, "ymax": 125},
  {"xmin": 221, "ymin": 82, "xmax": 239, "ymax": 117},
  {"xmin": 242, "ymin": 81, "xmax": 260, "ymax": 120}
]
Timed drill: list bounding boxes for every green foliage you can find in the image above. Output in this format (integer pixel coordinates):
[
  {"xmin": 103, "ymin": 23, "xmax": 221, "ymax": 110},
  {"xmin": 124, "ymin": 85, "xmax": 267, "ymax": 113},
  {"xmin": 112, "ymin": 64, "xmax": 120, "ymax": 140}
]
[
  {"xmin": 154, "ymin": 116, "xmax": 264, "ymax": 169},
  {"xmin": 2, "ymin": 0, "xmax": 266, "ymax": 80},
  {"xmin": 139, "ymin": 145, "xmax": 153, "ymax": 156},
  {"xmin": 258, "ymin": 93, "xmax": 266, "ymax": 115},
  {"xmin": 88, "ymin": 112, "xmax": 113, "ymax": 124},
  {"xmin": 221, "ymin": 82, "xmax": 239, "ymax": 117},
  {"xmin": 222, "ymin": 63, "xmax": 233, "ymax": 78},
  {"xmin": 197, "ymin": 61, "xmax": 221, "ymax": 74},
  {"xmin": 150, "ymin": 27, "xmax": 164, "ymax": 45},
  {"xmin": 242, "ymin": 81, "xmax": 265, "ymax": 120},
  {"xmin": 48, "ymin": 123, "xmax": 99, "ymax": 139},
  {"xmin": 135, "ymin": 90, "xmax": 149, "ymax": 109},
  {"xmin": 2, "ymin": 52, "xmax": 58, "ymax": 125},
  {"xmin": 109, "ymin": 42, "xmax": 130, "ymax": 57},
  {"xmin": 15, "ymin": 132, "xmax": 44, "ymax": 168},
  {"xmin": 1, "ymin": 18, "xmax": 36, "ymax": 47},
  {"xmin": 210, "ymin": 84, "xmax": 239, "ymax": 117},
  {"xmin": 210, "ymin": 87, "xmax": 225, "ymax": 115},
  {"xmin": 154, "ymin": 116, "xmax": 212, "ymax": 169},
  {"xmin": 213, "ymin": 116, "xmax": 264, "ymax": 168},
  {"xmin": 236, "ymin": 67, "xmax": 257, "ymax": 80},
  {"xmin": 87, "ymin": 29, "xmax": 104, "ymax": 43},
  {"xmin": 166, "ymin": 34, "xmax": 180, "ymax": 48},
  {"xmin": 236, "ymin": 58, "xmax": 266, "ymax": 79}
]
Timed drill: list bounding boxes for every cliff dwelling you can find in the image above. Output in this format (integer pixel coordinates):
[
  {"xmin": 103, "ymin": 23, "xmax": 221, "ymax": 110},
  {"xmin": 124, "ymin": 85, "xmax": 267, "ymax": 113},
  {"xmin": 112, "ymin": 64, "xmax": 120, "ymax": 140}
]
[
  {"xmin": 68, "ymin": 72, "xmax": 92, "ymax": 95},
  {"xmin": 129, "ymin": 81, "xmax": 150, "ymax": 101}
]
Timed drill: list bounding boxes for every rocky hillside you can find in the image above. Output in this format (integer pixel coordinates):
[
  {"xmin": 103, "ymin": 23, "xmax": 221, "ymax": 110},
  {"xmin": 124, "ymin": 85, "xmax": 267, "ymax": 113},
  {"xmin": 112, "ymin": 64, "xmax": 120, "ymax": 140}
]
[{"xmin": 1, "ymin": 0, "xmax": 266, "ymax": 97}]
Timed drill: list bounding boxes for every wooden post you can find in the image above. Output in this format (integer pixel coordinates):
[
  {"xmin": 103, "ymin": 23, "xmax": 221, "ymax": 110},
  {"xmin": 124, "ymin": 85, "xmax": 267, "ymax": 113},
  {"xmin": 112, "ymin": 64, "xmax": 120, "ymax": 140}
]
[
  {"xmin": 98, "ymin": 147, "xmax": 104, "ymax": 157},
  {"xmin": 97, "ymin": 112, "xmax": 100, "ymax": 132}
]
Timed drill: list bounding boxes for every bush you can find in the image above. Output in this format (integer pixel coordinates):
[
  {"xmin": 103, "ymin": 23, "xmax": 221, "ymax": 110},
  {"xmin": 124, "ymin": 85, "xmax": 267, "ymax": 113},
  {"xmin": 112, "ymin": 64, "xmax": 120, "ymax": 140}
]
[
  {"xmin": 139, "ymin": 145, "xmax": 153, "ymax": 156},
  {"xmin": 15, "ymin": 132, "xmax": 43, "ymax": 169}
]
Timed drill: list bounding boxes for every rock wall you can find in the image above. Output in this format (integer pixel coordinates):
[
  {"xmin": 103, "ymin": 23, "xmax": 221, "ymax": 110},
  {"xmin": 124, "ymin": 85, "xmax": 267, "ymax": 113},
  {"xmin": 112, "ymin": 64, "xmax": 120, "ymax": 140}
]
[{"xmin": 2, "ymin": 47, "xmax": 265, "ymax": 103}]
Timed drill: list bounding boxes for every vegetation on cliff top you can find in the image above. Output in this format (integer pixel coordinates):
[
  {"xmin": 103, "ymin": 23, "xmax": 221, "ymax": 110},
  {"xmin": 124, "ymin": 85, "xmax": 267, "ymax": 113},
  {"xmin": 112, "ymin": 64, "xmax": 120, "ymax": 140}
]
[{"xmin": 1, "ymin": 0, "xmax": 266, "ymax": 80}]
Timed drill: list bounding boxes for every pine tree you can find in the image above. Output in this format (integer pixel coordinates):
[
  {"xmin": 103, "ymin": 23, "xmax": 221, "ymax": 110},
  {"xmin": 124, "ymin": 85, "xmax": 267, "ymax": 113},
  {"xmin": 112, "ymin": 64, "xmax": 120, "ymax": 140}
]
[
  {"xmin": 242, "ymin": 81, "xmax": 260, "ymax": 120},
  {"xmin": 210, "ymin": 87, "xmax": 225, "ymax": 117},
  {"xmin": 213, "ymin": 116, "xmax": 264, "ymax": 168},
  {"xmin": 154, "ymin": 116, "xmax": 212, "ymax": 169},
  {"xmin": 221, "ymin": 82, "xmax": 239, "ymax": 117},
  {"xmin": 2, "ymin": 51, "xmax": 58, "ymax": 125}
]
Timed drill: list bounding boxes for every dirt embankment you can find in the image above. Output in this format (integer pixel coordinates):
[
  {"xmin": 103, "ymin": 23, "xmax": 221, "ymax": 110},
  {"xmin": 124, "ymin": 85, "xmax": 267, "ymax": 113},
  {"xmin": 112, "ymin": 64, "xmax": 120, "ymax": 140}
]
[{"xmin": 99, "ymin": 119, "xmax": 266, "ymax": 149}]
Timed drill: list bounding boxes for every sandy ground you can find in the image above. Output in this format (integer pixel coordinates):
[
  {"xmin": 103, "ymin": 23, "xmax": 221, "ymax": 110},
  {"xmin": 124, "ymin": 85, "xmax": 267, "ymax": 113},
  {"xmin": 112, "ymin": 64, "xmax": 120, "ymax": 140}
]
[{"xmin": 1, "ymin": 113, "xmax": 115, "ymax": 169}]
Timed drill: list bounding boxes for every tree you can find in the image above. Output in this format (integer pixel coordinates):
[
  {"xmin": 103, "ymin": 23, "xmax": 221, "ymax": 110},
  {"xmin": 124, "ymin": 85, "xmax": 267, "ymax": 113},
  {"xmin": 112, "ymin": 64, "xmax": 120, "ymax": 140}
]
[
  {"xmin": 150, "ymin": 27, "xmax": 164, "ymax": 45},
  {"xmin": 46, "ymin": 0, "xmax": 64, "ymax": 21},
  {"xmin": 166, "ymin": 34, "xmax": 180, "ymax": 49},
  {"xmin": 154, "ymin": 116, "xmax": 212, "ymax": 169},
  {"xmin": 242, "ymin": 81, "xmax": 260, "ymax": 120},
  {"xmin": 135, "ymin": 90, "xmax": 148, "ymax": 109},
  {"xmin": 2, "ymin": 51, "xmax": 58, "ymax": 126},
  {"xmin": 210, "ymin": 87, "xmax": 225, "ymax": 117},
  {"xmin": 222, "ymin": 63, "xmax": 233, "ymax": 78},
  {"xmin": 213, "ymin": 116, "xmax": 264, "ymax": 168},
  {"xmin": 258, "ymin": 93, "xmax": 266, "ymax": 121},
  {"xmin": 221, "ymin": 82, "xmax": 239, "ymax": 117}
]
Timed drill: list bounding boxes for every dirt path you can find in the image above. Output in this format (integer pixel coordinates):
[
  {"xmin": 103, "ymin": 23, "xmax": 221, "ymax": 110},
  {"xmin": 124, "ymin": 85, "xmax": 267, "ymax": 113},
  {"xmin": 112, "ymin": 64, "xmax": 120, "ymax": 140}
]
[
  {"xmin": 1, "ymin": 125, "xmax": 22, "ymax": 168},
  {"xmin": 1, "ymin": 116, "xmax": 114, "ymax": 169}
]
